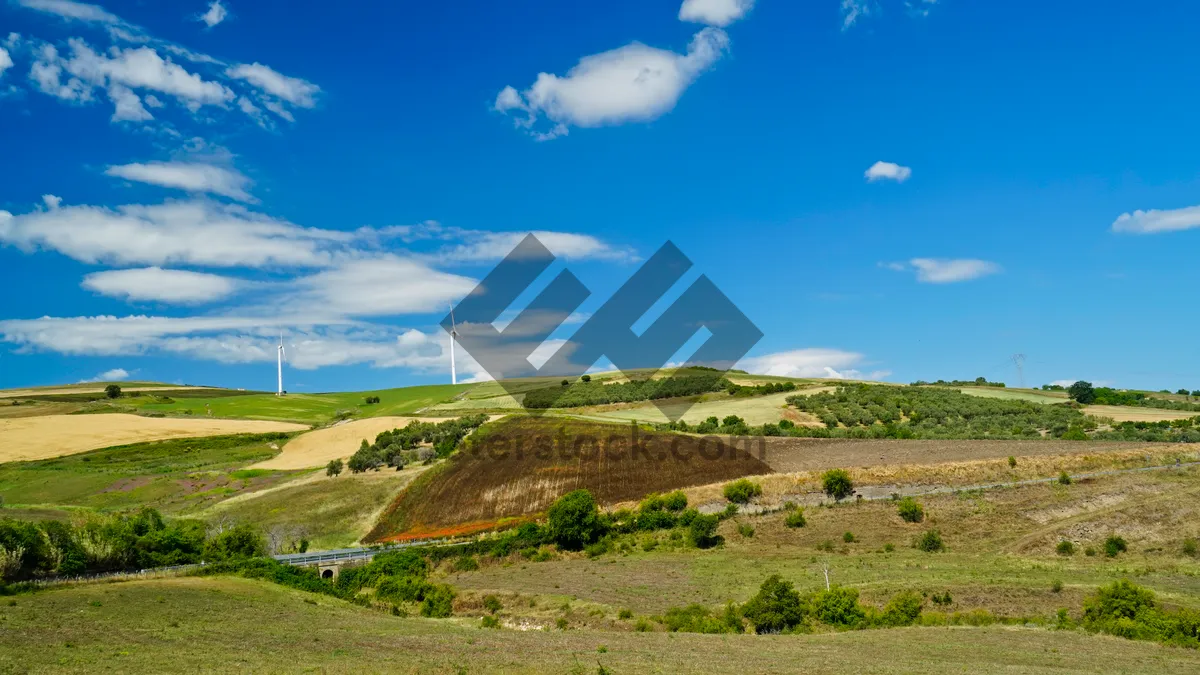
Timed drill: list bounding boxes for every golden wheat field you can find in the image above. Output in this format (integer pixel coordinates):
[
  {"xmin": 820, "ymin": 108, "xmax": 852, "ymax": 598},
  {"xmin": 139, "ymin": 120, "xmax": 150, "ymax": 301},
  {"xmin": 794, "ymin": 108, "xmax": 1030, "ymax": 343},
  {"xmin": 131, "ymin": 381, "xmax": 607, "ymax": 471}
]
[
  {"xmin": 0, "ymin": 414, "xmax": 307, "ymax": 462},
  {"xmin": 251, "ymin": 416, "xmax": 452, "ymax": 470}
]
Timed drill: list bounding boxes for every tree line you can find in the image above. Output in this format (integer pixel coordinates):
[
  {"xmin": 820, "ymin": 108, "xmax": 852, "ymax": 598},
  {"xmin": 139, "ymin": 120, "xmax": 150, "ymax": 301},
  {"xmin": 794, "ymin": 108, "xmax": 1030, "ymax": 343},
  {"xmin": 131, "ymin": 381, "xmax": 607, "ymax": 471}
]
[
  {"xmin": 522, "ymin": 373, "xmax": 729, "ymax": 409},
  {"xmin": 0, "ymin": 508, "xmax": 266, "ymax": 584}
]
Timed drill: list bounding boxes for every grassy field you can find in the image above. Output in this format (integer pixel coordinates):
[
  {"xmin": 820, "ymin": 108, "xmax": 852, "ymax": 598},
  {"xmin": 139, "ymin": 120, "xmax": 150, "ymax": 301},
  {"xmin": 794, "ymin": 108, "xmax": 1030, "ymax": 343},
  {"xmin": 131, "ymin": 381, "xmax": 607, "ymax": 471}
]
[
  {"xmin": 585, "ymin": 389, "xmax": 829, "ymax": 426},
  {"xmin": 0, "ymin": 433, "xmax": 300, "ymax": 516},
  {"xmin": 3, "ymin": 576, "xmax": 1199, "ymax": 674},
  {"xmin": 0, "ymin": 413, "xmax": 307, "ymax": 462},
  {"xmin": 449, "ymin": 466, "xmax": 1200, "ymax": 618},
  {"xmin": 123, "ymin": 383, "xmax": 472, "ymax": 424},
  {"xmin": 200, "ymin": 468, "xmax": 424, "ymax": 549},
  {"xmin": 366, "ymin": 416, "xmax": 774, "ymax": 542},
  {"xmin": 958, "ymin": 387, "xmax": 1069, "ymax": 404},
  {"xmin": 1084, "ymin": 405, "xmax": 1200, "ymax": 422}
]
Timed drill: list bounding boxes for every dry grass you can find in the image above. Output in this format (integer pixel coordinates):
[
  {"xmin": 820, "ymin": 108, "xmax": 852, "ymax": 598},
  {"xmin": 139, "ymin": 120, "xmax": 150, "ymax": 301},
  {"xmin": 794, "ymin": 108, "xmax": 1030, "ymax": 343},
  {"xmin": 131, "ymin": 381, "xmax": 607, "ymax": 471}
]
[
  {"xmin": 0, "ymin": 414, "xmax": 307, "ymax": 462},
  {"xmin": 1084, "ymin": 405, "xmax": 1199, "ymax": 422},
  {"xmin": 5, "ymin": 576, "xmax": 1200, "ymax": 674},
  {"xmin": 0, "ymin": 384, "xmax": 210, "ymax": 398},
  {"xmin": 251, "ymin": 416, "xmax": 452, "ymax": 470}
]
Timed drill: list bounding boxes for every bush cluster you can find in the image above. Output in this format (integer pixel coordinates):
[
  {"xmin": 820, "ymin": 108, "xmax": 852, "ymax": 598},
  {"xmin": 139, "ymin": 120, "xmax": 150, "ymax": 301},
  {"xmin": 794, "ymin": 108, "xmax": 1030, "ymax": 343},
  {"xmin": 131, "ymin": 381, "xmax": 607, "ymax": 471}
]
[
  {"xmin": 723, "ymin": 479, "xmax": 762, "ymax": 504},
  {"xmin": 348, "ymin": 415, "xmax": 488, "ymax": 473},
  {"xmin": 0, "ymin": 508, "xmax": 264, "ymax": 582}
]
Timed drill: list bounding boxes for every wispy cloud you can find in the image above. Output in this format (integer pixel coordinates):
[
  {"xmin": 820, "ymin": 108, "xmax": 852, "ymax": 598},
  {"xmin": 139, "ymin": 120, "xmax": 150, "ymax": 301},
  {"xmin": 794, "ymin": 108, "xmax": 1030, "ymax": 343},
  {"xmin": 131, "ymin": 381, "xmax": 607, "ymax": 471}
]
[
  {"xmin": 82, "ymin": 267, "xmax": 240, "ymax": 304},
  {"xmin": 882, "ymin": 258, "xmax": 1003, "ymax": 284},
  {"xmin": 738, "ymin": 348, "xmax": 889, "ymax": 381},
  {"xmin": 105, "ymin": 161, "xmax": 254, "ymax": 202},
  {"xmin": 841, "ymin": 0, "xmax": 875, "ymax": 30},
  {"xmin": 1112, "ymin": 204, "xmax": 1200, "ymax": 235}
]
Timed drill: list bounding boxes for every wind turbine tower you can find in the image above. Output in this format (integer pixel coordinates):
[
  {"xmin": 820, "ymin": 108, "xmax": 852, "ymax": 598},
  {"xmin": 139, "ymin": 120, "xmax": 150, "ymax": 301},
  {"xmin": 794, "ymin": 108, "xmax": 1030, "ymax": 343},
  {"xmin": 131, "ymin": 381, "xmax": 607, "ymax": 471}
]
[
  {"xmin": 277, "ymin": 334, "xmax": 286, "ymax": 396},
  {"xmin": 1012, "ymin": 353, "xmax": 1026, "ymax": 389},
  {"xmin": 449, "ymin": 305, "xmax": 459, "ymax": 386}
]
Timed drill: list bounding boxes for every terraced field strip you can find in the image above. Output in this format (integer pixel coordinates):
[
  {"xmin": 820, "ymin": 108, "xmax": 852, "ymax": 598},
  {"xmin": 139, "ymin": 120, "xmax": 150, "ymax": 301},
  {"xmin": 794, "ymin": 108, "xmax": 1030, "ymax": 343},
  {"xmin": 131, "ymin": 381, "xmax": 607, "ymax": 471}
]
[{"xmin": 0, "ymin": 414, "xmax": 308, "ymax": 462}]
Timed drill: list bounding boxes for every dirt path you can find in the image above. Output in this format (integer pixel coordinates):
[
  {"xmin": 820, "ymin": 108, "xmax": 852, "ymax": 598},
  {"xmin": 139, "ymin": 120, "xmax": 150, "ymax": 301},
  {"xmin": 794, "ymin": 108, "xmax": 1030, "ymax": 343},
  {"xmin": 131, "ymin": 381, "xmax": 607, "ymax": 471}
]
[{"xmin": 0, "ymin": 414, "xmax": 308, "ymax": 462}]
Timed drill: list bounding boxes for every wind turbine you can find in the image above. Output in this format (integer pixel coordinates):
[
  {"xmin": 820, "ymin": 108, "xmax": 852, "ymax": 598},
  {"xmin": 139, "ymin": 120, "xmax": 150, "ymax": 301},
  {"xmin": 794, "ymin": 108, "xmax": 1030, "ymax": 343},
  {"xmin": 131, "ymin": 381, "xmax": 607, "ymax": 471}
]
[
  {"xmin": 277, "ymin": 334, "xmax": 285, "ymax": 396},
  {"xmin": 448, "ymin": 305, "xmax": 459, "ymax": 386}
]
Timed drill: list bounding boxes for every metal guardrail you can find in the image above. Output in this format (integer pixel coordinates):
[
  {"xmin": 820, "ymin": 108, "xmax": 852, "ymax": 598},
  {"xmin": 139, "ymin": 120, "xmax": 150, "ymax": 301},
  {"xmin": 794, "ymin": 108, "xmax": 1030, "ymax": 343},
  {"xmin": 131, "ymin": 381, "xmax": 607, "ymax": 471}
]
[{"xmin": 272, "ymin": 537, "xmax": 466, "ymax": 567}]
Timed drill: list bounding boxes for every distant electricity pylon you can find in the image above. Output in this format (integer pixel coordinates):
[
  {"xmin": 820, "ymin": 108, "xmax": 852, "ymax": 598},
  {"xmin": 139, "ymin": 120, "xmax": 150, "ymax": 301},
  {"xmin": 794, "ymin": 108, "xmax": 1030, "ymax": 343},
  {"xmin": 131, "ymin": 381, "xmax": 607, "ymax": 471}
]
[{"xmin": 1012, "ymin": 354, "xmax": 1026, "ymax": 389}]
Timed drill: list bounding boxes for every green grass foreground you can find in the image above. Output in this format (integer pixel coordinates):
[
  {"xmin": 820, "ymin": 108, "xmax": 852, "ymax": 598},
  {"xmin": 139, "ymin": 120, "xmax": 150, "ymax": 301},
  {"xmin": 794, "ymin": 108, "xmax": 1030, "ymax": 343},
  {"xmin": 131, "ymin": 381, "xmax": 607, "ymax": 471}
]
[
  {"xmin": 125, "ymin": 383, "xmax": 473, "ymax": 424},
  {"xmin": 2, "ymin": 576, "xmax": 1199, "ymax": 674}
]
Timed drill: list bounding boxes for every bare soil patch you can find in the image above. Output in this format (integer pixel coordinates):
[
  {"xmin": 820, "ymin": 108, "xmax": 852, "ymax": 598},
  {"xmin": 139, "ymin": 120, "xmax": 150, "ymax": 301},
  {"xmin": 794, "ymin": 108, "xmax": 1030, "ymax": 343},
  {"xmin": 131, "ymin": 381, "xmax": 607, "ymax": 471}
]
[
  {"xmin": 0, "ymin": 414, "xmax": 307, "ymax": 463},
  {"xmin": 366, "ymin": 416, "xmax": 773, "ymax": 541}
]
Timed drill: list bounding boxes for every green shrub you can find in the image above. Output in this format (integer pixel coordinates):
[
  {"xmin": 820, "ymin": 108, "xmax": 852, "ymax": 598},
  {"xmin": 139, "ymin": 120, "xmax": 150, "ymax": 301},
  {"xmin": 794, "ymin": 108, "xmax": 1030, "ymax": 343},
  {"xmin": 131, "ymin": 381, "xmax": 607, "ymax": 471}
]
[
  {"xmin": 883, "ymin": 543, "xmax": 895, "ymax": 553},
  {"xmin": 547, "ymin": 490, "xmax": 605, "ymax": 551},
  {"xmin": 203, "ymin": 523, "xmax": 266, "ymax": 562},
  {"xmin": 1182, "ymin": 539, "xmax": 1198, "ymax": 558},
  {"xmin": 1052, "ymin": 580, "xmax": 1064, "ymax": 593},
  {"xmin": 618, "ymin": 608, "xmax": 633, "ymax": 620},
  {"xmin": 1105, "ymin": 535, "xmax": 1128, "ymax": 558},
  {"xmin": 419, "ymin": 584, "xmax": 456, "ymax": 618},
  {"xmin": 634, "ymin": 618, "xmax": 651, "ymax": 632},
  {"xmin": 821, "ymin": 469, "xmax": 854, "ymax": 501},
  {"xmin": 931, "ymin": 591, "xmax": 953, "ymax": 606},
  {"xmin": 555, "ymin": 617, "xmax": 568, "ymax": 630},
  {"xmin": 814, "ymin": 586, "xmax": 865, "ymax": 627},
  {"xmin": 661, "ymin": 603, "xmax": 744, "ymax": 634},
  {"xmin": 452, "ymin": 556, "xmax": 479, "ymax": 572},
  {"xmin": 881, "ymin": 591, "xmax": 924, "ymax": 626},
  {"xmin": 689, "ymin": 514, "xmax": 721, "ymax": 549},
  {"xmin": 1085, "ymin": 547, "xmax": 1096, "ymax": 557},
  {"xmin": 842, "ymin": 531, "xmax": 855, "ymax": 543},
  {"xmin": 785, "ymin": 510, "xmax": 807, "ymax": 528},
  {"xmin": 640, "ymin": 535, "xmax": 658, "ymax": 552},
  {"xmin": 662, "ymin": 491, "xmax": 688, "ymax": 512},
  {"xmin": 584, "ymin": 540, "xmax": 609, "ymax": 558},
  {"xmin": 326, "ymin": 459, "xmax": 343, "ymax": 477},
  {"xmin": 1008, "ymin": 456, "xmax": 1017, "ymax": 468},
  {"xmin": 1058, "ymin": 471, "xmax": 1073, "ymax": 485},
  {"xmin": 480, "ymin": 615, "xmax": 500, "ymax": 629},
  {"xmin": 723, "ymin": 479, "xmax": 763, "ymax": 504},
  {"xmin": 481, "ymin": 594, "xmax": 502, "ymax": 613},
  {"xmin": 741, "ymin": 575, "xmax": 807, "ymax": 634},
  {"xmin": 915, "ymin": 530, "xmax": 945, "ymax": 553},
  {"xmin": 737, "ymin": 523, "xmax": 755, "ymax": 538},
  {"xmin": 1057, "ymin": 540, "xmax": 1076, "ymax": 556},
  {"xmin": 896, "ymin": 498, "xmax": 924, "ymax": 523}
]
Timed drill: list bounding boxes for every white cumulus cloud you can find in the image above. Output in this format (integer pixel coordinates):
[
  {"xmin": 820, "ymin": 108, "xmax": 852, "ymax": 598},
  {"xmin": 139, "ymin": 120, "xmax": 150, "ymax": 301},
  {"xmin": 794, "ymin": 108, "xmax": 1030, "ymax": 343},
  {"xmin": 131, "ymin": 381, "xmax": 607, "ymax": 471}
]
[
  {"xmin": 864, "ymin": 161, "xmax": 912, "ymax": 183},
  {"xmin": 198, "ymin": 1, "xmax": 228, "ymax": 29},
  {"xmin": 30, "ymin": 38, "xmax": 234, "ymax": 117},
  {"xmin": 495, "ymin": 28, "xmax": 730, "ymax": 140},
  {"xmin": 79, "ymin": 367, "xmax": 130, "ymax": 383},
  {"xmin": 82, "ymin": 267, "xmax": 240, "ymax": 304},
  {"xmin": 678, "ymin": 0, "xmax": 755, "ymax": 27},
  {"xmin": 0, "ymin": 47, "xmax": 12, "ymax": 78},
  {"xmin": 105, "ymin": 161, "xmax": 254, "ymax": 202},
  {"xmin": 1111, "ymin": 205, "xmax": 1200, "ymax": 235},
  {"xmin": 738, "ymin": 348, "xmax": 890, "ymax": 381},
  {"xmin": 841, "ymin": 0, "xmax": 874, "ymax": 30}
]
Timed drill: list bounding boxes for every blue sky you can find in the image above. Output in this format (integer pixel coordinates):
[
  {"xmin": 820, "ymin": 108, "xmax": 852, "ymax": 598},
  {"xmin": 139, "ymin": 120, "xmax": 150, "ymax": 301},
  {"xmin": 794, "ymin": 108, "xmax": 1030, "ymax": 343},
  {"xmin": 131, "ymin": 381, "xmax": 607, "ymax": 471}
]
[{"xmin": 1, "ymin": 0, "xmax": 1198, "ymax": 393}]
